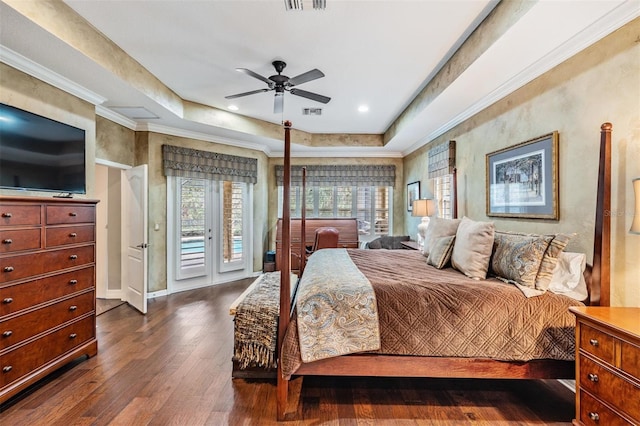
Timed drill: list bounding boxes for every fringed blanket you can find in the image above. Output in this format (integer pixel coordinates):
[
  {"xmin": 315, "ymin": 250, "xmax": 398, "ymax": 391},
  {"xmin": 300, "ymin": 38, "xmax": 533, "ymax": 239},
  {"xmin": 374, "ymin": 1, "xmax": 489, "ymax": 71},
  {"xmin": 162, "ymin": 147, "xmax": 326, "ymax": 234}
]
[
  {"xmin": 296, "ymin": 249, "xmax": 381, "ymax": 363},
  {"xmin": 233, "ymin": 272, "xmax": 282, "ymax": 369}
]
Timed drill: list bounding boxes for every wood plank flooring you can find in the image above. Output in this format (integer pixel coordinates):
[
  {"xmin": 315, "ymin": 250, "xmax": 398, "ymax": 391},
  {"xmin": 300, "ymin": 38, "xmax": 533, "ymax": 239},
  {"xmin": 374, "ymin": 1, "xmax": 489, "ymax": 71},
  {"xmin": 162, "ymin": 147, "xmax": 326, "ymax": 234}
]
[{"xmin": 0, "ymin": 278, "xmax": 576, "ymax": 425}]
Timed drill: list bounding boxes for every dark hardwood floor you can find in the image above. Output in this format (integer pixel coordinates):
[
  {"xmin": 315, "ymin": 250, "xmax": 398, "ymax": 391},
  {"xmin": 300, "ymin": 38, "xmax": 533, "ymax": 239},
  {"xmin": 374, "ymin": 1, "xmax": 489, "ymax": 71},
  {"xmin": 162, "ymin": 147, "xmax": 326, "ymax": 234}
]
[{"xmin": 1, "ymin": 278, "xmax": 576, "ymax": 425}]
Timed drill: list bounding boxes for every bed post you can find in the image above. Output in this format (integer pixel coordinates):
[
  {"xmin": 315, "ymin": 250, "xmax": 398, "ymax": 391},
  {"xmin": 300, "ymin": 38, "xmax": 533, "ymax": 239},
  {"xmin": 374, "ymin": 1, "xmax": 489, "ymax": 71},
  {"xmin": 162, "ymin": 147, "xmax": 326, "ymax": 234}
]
[
  {"xmin": 591, "ymin": 123, "xmax": 612, "ymax": 306},
  {"xmin": 300, "ymin": 167, "xmax": 307, "ymax": 274},
  {"xmin": 277, "ymin": 120, "xmax": 292, "ymax": 420},
  {"xmin": 452, "ymin": 167, "xmax": 458, "ymax": 219}
]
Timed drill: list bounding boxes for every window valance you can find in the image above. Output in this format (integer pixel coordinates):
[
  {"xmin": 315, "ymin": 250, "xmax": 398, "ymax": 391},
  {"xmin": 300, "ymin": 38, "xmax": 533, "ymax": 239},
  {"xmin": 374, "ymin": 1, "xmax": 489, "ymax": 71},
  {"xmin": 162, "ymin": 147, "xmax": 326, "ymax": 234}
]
[
  {"xmin": 162, "ymin": 145, "xmax": 257, "ymax": 184},
  {"xmin": 275, "ymin": 165, "xmax": 395, "ymax": 187},
  {"xmin": 428, "ymin": 140, "xmax": 456, "ymax": 179}
]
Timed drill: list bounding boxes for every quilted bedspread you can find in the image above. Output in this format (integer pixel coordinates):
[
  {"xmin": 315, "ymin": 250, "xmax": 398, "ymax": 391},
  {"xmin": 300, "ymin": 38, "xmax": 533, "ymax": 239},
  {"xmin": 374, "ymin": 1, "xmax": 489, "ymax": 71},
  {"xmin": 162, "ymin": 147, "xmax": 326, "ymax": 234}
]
[{"xmin": 281, "ymin": 249, "xmax": 584, "ymax": 378}]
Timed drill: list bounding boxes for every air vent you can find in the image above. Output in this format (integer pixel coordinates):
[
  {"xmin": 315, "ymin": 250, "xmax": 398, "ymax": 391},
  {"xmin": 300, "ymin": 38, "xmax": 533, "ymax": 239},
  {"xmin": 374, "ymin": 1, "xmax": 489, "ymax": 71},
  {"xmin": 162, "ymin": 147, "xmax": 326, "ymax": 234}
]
[{"xmin": 302, "ymin": 108, "xmax": 322, "ymax": 116}]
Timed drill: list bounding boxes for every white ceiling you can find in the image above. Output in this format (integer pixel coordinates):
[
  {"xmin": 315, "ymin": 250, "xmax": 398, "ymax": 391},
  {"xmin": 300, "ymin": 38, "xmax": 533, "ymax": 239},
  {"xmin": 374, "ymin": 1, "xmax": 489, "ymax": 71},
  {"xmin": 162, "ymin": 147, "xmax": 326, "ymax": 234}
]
[{"xmin": 1, "ymin": 0, "xmax": 638, "ymax": 156}]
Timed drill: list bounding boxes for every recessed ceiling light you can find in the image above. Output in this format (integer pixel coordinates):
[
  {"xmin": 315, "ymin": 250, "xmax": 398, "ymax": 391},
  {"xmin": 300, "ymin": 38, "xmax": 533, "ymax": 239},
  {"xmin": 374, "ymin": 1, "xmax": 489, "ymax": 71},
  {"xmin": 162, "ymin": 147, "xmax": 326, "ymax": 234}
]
[
  {"xmin": 358, "ymin": 105, "xmax": 369, "ymax": 113},
  {"xmin": 228, "ymin": 105, "xmax": 239, "ymax": 111}
]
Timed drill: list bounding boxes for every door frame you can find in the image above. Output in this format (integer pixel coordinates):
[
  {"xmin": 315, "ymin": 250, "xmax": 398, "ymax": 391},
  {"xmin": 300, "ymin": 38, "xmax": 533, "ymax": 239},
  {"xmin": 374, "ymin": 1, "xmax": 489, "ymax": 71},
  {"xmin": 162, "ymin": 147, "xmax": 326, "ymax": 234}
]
[
  {"xmin": 95, "ymin": 159, "xmax": 131, "ymax": 301},
  {"xmin": 166, "ymin": 176, "xmax": 253, "ymax": 294}
]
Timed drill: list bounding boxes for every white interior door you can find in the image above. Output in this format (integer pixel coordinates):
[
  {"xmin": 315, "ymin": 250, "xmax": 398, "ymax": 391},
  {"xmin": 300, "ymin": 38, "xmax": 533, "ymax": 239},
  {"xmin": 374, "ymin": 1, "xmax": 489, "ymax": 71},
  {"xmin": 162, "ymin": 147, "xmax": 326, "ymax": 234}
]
[{"xmin": 122, "ymin": 164, "xmax": 148, "ymax": 314}]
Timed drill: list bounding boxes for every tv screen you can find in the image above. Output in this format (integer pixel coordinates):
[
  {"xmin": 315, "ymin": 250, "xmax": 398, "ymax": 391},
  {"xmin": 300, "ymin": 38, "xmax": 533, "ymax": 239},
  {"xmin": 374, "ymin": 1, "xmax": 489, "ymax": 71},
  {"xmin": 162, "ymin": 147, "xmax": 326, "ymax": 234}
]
[{"xmin": 0, "ymin": 103, "xmax": 86, "ymax": 194}]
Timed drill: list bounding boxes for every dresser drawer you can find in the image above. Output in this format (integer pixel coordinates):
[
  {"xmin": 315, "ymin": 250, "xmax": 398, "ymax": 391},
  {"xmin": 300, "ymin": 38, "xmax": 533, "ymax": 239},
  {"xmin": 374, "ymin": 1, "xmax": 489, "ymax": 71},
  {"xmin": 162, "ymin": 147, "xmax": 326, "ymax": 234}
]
[
  {"xmin": 46, "ymin": 225, "xmax": 95, "ymax": 248},
  {"xmin": 0, "ymin": 315, "xmax": 94, "ymax": 388},
  {"xmin": 579, "ymin": 390, "xmax": 632, "ymax": 426},
  {"xmin": 579, "ymin": 355, "xmax": 640, "ymax": 420},
  {"xmin": 0, "ymin": 245, "xmax": 94, "ymax": 284},
  {"xmin": 46, "ymin": 205, "xmax": 95, "ymax": 225},
  {"xmin": 0, "ymin": 267, "xmax": 94, "ymax": 316},
  {"xmin": 0, "ymin": 228, "xmax": 41, "ymax": 253},
  {"xmin": 620, "ymin": 339, "xmax": 640, "ymax": 379},
  {"xmin": 0, "ymin": 290, "xmax": 94, "ymax": 351},
  {"xmin": 0, "ymin": 204, "xmax": 41, "ymax": 227},
  {"xmin": 580, "ymin": 324, "xmax": 615, "ymax": 364}
]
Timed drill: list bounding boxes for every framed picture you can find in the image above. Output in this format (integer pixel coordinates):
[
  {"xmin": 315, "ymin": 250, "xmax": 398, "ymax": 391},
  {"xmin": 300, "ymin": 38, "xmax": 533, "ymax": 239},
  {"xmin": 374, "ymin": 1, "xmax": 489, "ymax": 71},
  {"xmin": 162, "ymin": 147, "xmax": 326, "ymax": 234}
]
[
  {"xmin": 486, "ymin": 131, "xmax": 559, "ymax": 219},
  {"xmin": 407, "ymin": 181, "xmax": 420, "ymax": 212}
]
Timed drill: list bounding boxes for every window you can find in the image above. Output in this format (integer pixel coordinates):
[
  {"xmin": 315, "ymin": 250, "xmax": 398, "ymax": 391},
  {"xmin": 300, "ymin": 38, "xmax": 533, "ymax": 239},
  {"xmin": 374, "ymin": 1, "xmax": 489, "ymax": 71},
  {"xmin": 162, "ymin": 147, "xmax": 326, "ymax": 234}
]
[
  {"xmin": 178, "ymin": 178, "xmax": 206, "ymax": 277},
  {"xmin": 434, "ymin": 174, "xmax": 454, "ymax": 219},
  {"xmin": 222, "ymin": 181, "xmax": 244, "ymax": 264},
  {"xmin": 279, "ymin": 185, "xmax": 392, "ymax": 240}
]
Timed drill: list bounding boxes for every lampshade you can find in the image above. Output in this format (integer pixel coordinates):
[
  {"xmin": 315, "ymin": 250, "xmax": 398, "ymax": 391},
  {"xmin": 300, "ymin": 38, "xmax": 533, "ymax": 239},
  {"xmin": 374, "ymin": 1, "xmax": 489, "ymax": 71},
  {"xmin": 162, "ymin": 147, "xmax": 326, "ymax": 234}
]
[
  {"xmin": 412, "ymin": 199, "xmax": 436, "ymax": 217},
  {"xmin": 631, "ymin": 178, "xmax": 640, "ymax": 234}
]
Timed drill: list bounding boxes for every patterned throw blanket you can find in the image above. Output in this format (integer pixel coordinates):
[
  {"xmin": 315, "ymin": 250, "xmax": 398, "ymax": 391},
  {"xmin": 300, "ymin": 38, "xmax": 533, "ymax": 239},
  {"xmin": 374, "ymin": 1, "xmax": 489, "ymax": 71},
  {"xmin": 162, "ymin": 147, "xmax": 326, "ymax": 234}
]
[
  {"xmin": 296, "ymin": 249, "xmax": 381, "ymax": 363},
  {"xmin": 233, "ymin": 272, "xmax": 282, "ymax": 369}
]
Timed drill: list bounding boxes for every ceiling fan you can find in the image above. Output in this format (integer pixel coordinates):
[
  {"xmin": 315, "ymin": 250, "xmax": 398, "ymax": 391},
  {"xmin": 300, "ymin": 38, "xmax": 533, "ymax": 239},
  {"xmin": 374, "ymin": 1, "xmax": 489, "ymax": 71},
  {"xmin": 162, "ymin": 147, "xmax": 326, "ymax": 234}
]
[{"xmin": 225, "ymin": 60, "xmax": 330, "ymax": 114}]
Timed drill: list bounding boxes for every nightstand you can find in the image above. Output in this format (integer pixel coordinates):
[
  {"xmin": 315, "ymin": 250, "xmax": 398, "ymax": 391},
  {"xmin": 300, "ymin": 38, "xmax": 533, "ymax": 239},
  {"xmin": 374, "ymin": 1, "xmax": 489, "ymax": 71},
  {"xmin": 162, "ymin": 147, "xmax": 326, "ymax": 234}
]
[{"xmin": 569, "ymin": 306, "xmax": 640, "ymax": 425}]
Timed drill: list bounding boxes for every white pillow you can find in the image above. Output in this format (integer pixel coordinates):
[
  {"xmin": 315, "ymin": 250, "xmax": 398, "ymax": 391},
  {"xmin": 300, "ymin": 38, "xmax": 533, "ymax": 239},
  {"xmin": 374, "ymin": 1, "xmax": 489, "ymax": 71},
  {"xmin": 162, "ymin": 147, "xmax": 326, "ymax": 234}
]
[{"xmin": 548, "ymin": 252, "xmax": 588, "ymax": 301}]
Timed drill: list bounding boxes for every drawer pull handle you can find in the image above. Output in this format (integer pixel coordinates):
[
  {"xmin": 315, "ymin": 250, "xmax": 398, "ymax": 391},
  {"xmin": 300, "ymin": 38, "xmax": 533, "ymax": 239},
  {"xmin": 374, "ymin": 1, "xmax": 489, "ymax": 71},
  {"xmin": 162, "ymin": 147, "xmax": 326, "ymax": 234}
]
[
  {"xmin": 589, "ymin": 338, "xmax": 599, "ymax": 347},
  {"xmin": 69, "ymin": 333, "xmax": 77, "ymax": 339},
  {"xmin": 588, "ymin": 412, "xmax": 599, "ymax": 422},
  {"xmin": 588, "ymin": 373, "xmax": 599, "ymax": 382},
  {"xmin": 3, "ymin": 266, "xmax": 14, "ymax": 272},
  {"xmin": 1, "ymin": 213, "xmax": 12, "ymax": 218},
  {"xmin": 69, "ymin": 305, "xmax": 77, "ymax": 311},
  {"xmin": 69, "ymin": 279, "xmax": 78, "ymax": 285},
  {"xmin": 69, "ymin": 232, "xmax": 77, "ymax": 238},
  {"xmin": 69, "ymin": 255, "xmax": 78, "ymax": 260},
  {"xmin": 2, "ymin": 366, "xmax": 12, "ymax": 373},
  {"xmin": 2, "ymin": 330, "xmax": 12, "ymax": 337},
  {"xmin": 2, "ymin": 298, "xmax": 13, "ymax": 304},
  {"xmin": 69, "ymin": 212, "xmax": 77, "ymax": 217},
  {"xmin": 2, "ymin": 239, "xmax": 12, "ymax": 244}
]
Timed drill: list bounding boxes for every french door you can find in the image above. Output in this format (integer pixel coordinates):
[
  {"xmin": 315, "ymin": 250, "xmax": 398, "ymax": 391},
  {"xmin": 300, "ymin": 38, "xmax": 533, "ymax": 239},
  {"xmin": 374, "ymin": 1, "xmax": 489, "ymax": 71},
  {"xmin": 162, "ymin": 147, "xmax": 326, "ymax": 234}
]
[{"xmin": 167, "ymin": 176, "xmax": 252, "ymax": 293}]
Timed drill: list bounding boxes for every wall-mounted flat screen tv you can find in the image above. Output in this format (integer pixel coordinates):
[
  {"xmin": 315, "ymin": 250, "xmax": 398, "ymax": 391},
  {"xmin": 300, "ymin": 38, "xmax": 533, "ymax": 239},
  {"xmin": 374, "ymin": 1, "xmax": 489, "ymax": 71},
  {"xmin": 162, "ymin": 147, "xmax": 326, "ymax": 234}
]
[{"xmin": 0, "ymin": 103, "xmax": 86, "ymax": 194}]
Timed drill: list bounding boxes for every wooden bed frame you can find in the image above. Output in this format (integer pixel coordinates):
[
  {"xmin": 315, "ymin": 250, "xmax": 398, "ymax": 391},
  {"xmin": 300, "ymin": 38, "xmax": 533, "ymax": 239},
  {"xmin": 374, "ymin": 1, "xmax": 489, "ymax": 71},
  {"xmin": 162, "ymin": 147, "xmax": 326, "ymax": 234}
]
[{"xmin": 275, "ymin": 121, "xmax": 612, "ymax": 420}]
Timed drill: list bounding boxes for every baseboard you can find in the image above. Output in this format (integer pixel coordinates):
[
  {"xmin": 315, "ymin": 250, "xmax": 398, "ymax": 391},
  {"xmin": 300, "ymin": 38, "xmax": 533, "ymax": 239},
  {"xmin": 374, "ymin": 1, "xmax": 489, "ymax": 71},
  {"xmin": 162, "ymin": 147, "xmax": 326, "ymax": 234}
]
[
  {"xmin": 104, "ymin": 289, "xmax": 124, "ymax": 300},
  {"xmin": 147, "ymin": 290, "xmax": 169, "ymax": 299}
]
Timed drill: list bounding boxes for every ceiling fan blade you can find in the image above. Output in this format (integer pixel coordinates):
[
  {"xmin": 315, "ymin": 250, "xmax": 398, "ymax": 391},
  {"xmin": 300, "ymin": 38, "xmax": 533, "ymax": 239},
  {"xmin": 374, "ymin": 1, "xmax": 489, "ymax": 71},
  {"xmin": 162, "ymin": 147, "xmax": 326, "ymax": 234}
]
[
  {"xmin": 289, "ymin": 88, "xmax": 331, "ymax": 104},
  {"xmin": 236, "ymin": 68, "xmax": 273, "ymax": 86},
  {"xmin": 287, "ymin": 69, "xmax": 325, "ymax": 87},
  {"xmin": 225, "ymin": 88, "xmax": 269, "ymax": 99},
  {"xmin": 274, "ymin": 93, "xmax": 284, "ymax": 114}
]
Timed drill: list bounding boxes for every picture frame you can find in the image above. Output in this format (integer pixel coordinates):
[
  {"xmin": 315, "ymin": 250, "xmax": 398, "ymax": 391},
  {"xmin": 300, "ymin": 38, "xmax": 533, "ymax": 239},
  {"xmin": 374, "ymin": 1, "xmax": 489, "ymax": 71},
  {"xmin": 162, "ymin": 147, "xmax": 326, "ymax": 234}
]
[
  {"xmin": 486, "ymin": 131, "xmax": 559, "ymax": 219},
  {"xmin": 407, "ymin": 181, "xmax": 420, "ymax": 212}
]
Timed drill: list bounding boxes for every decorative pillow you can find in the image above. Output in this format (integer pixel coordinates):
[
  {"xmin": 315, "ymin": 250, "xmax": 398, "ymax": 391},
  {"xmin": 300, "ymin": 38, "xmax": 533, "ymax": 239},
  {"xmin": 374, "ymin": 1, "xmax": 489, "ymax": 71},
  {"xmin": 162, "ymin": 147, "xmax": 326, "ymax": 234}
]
[
  {"xmin": 422, "ymin": 217, "xmax": 462, "ymax": 257},
  {"xmin": 427, "ymin": 235, "xmax": 456, "ymax": 269},
  {"xmin": 451, "ymin": 216, "xmax": 495, "ymax": 280},
  {"xmin": 534, "ymin": 233, "xmax": 574, "ymax": 291},
  {"xmin": 548, "ymin": 252, "xmax": 588, "ymax": 301},
  {"xmin": 491, "ymin": 232, "xmax": 554, "ymax": 288}
]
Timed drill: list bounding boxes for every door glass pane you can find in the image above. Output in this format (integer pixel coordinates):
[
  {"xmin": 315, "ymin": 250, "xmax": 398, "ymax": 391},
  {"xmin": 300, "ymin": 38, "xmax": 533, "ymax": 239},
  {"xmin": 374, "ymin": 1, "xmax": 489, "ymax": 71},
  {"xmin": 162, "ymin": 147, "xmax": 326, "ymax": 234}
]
[
  {"xmin": 318, "ymin": 186, "xmax": 334, "ymax": 217},
  {"xmin": 223, "ymin": 181, "xmax": 244, "ymax": 263},
  {"xmin": 356, "ymin": 187, "xmax": 372, "ymax": 236},
  {"xmin": 374, "ymin": 187, "xmax": 389, "ymax": 235},
  {"xmin": 336, "ymin": 186, "xmax": 352, "ymax": 217},
  {"xmin": 179, "ymin": 178, "xmax": 206, "ymax": 272}
]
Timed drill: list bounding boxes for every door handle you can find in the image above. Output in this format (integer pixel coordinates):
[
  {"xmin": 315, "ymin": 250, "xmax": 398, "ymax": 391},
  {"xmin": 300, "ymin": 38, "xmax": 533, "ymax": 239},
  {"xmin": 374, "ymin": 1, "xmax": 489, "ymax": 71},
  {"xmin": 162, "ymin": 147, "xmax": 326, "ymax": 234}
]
[{"xmin": 135, "ymin": 243, "xmax": 149, "ymax": 249}]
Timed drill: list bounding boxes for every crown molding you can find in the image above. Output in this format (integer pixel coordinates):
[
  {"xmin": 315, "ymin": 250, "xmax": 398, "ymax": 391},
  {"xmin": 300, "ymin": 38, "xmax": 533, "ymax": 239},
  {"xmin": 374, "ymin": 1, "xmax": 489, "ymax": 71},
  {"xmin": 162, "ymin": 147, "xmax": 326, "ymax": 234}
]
[
  {"xmin": 95, "ymin": 105, "xmax": 137, "ymax": 129},
  {"xmin": 404, "ymin": 0, "xmax": 640, "ymax": 156},
  {"xmin": 269, "ymin": 149, "xmax": 404, "ymax": 158},
  {"xmin": 139, "ymin": 122, "xmax": 274, "ymax": 155},
  {"xmin": 0, "ymin": 46, "xmax": 107, "ymax": 105}
]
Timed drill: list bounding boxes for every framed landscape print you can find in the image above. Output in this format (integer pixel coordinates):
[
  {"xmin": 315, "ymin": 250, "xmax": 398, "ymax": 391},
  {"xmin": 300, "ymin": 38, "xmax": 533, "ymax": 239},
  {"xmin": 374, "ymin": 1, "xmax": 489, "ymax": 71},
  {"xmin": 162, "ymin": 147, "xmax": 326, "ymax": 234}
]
[
  {"xmin": 407, "ymin": 181, "xmax": 420, "ymax": 212},
  {"xmin": 486, "ymin": 131, "xmax": 559, "ymax": 219}
]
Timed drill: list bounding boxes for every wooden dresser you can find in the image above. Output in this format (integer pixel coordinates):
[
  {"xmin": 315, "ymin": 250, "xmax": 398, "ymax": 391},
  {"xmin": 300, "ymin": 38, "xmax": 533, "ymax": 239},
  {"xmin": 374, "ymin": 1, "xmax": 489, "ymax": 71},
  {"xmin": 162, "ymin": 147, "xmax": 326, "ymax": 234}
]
[
  {"xmin": 569, "ymin": 307, "xmax": 640, "ymax": 426},
  {"xmin": 0, "ymin": 196, "xmax": 98, "ymax": 404},
  {"xmin": 275, "ymin": 218, "xmax": 359, "ymax": 272}
]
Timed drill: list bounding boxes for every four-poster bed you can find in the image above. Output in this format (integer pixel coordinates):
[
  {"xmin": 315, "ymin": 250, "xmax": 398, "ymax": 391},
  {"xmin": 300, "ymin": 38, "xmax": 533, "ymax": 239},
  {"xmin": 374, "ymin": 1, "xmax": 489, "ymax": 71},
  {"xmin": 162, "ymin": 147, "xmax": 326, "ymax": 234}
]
[{"xmin": 274, "ymin": 122, "xmax": 612, "ymax": 420}]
